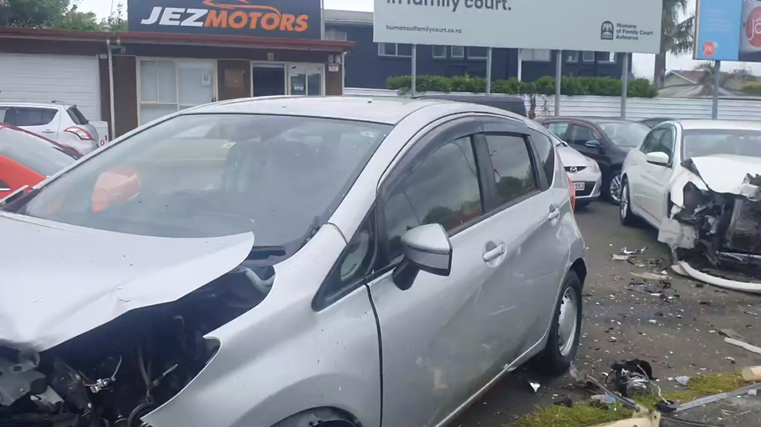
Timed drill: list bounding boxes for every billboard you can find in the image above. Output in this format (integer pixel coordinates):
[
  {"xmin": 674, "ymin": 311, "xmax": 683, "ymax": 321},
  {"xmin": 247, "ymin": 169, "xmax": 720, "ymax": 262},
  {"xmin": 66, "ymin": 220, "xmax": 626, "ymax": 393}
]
[
  {"xmin": 373, "ymin": 0, "xmax": 662, "ymax": 54},
  {"xmin": 694, "ymin": 0, "xmax": 761, "ymax": 62},
  {"xmin": 127, "ymin": 0, "xmax": 322, "ymax": 39}
]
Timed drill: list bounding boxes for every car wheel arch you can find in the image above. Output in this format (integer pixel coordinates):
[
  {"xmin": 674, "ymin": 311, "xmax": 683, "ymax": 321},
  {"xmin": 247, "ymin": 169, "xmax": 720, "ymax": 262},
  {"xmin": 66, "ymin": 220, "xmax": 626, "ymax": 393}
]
[
  {"xmin": 569, "ymin": 258, "xmax": 587, "ymax": 287},
  {"xmin": 271, "ymin": 407, "xmax": 361, "ymax": 427}
]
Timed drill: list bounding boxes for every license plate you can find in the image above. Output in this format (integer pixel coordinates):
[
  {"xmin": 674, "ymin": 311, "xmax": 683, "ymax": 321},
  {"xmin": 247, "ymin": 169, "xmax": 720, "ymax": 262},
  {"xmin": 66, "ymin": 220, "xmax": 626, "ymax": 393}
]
[{"xmin": 573, "ymin": 182, "xmax": 585, "ymax": 191}]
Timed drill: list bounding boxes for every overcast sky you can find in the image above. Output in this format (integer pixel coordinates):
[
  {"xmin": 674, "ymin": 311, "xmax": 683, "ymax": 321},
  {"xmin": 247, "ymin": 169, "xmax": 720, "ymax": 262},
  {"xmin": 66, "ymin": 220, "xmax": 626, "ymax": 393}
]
[{"xmin": 78, "ymin": 0, "xmax": 761, "ymax": 80}]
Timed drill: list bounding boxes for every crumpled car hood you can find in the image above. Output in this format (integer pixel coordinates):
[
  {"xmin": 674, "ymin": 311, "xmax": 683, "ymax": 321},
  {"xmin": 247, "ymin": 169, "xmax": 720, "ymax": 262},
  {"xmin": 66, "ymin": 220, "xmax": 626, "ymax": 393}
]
[
  {"xmin": 689, "ymin": 154, "xmax": 761, "ymax": 195},
  {"xmin": 0, "ymin": 212, "xmax": 254, "ymax": 352},
  {"xmin": 557, "ymin": 146, "xmax": 591, "ymax": 168}
]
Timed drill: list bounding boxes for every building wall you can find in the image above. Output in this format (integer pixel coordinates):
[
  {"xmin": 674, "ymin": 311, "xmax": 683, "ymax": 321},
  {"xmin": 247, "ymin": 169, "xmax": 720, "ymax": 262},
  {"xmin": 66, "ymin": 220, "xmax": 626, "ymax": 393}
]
[{"xmin": 331, "ymin": 24, "xmax": 631, "ymax": 89}]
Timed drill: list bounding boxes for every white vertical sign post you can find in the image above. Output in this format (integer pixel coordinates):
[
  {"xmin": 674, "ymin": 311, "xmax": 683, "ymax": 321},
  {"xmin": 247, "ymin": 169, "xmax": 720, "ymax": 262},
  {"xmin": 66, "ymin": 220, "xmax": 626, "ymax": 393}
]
[
  {"xmin": 517, "ymin": 49, "xmax": 522, "ymax": 82},
  {"xmin": 620, "ymin": 53, "xmax": 629, "ymax": 119},
  {"xmin": 486, "ymin": 47, "xmax": 493, "ymax": 94},
  {"xmin": 411, "ymin": 44, "xmax": 417, "ymax": 97},
  {"xmin": 712, "ymin": 60, "xmax": 721, "ymax": 119},
  {"xmin": 554, "ymin": 50, "xmax": 561, "ymax": 116}
]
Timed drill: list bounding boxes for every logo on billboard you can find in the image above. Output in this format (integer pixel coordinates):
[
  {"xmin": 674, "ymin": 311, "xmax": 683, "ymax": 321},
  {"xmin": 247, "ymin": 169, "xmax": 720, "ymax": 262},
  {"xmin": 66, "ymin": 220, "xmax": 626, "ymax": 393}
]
[
  {"xmin": 745, "ymin": 6, "xmax": 761, "ymax": 48},
  {"xmin": 703, "ymin": 41, "xmax": 716, "ymax": 57},
  {"xmin": 129, "ymin": 0, "xmax": 320, "ymax": 38},
  {"xmin": 600, "ymin": 21, "xmax": 614, "ymax": 40}
]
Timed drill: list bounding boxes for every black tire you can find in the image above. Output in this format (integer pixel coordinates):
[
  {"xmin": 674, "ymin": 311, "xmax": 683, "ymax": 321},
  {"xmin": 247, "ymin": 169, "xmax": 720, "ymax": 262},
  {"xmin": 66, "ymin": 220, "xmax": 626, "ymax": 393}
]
[
  {"xmin": 619, "ymin": 177, "xmax": 637, "ymax": 227},
  {"xmin": 603, "ymin": 168, "xmax": 623, "ymax": 205},
  {"xmin": 272, "ymin": 409, "xmax": 357, "ymax": 427},
  {"xmin": 575, "ymin": 200, "xmax": 591, "ymax": 210},
  {"xmin": 538, "ymin": 271, "xmax": 582, "ymax": 376}
]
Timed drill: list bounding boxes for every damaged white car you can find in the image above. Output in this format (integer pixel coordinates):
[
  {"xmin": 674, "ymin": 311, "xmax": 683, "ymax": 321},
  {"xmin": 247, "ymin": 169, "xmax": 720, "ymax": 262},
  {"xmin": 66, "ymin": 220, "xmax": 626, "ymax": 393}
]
[
  {"xmin": 620, "ymin": 120, "xmax": 761, "ymax": 292},
  {"xmin": 0, "ymin": 97, "xmax": 587, "ymax": 427}
]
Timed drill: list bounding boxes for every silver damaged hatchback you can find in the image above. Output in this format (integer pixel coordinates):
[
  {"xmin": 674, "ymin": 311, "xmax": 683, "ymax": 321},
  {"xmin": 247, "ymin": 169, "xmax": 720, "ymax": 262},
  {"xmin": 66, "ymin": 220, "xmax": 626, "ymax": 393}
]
[{"xmin": 0, "ymin": 97, "xmax": 587, "ymax": 427}]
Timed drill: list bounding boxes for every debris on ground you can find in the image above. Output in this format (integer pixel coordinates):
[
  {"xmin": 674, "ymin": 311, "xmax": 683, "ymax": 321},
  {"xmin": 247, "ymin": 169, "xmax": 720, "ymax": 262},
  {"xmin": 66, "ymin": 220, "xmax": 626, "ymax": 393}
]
[
  {"xmin": 529, "ymin": 381, "xmax": 540, "ymax": 393},
  {"xmin": 718, "ymin": 329, "xmax": 750, "ymax": 343},
  {"xmin": 741, "ymin": 366, "xmax": 761, "ymax": 381},
  {"xmin": 621, "ymin": 247, "xmax": 648, "ymax": 256},
  {"xmin": 631, "ymin": 272, "xmax": 672, "ymax": 282},
  {"xmin": 675, "ymin": 376, "xmax": 691, "ymax": 387},
  {"xmin": 724, "ymin": 338, "xmax": 761, "ymax": 356}
]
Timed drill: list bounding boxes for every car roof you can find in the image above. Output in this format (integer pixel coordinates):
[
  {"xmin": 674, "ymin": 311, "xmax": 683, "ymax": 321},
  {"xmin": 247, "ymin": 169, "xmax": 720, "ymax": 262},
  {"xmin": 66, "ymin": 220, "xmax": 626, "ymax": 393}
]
[
  {"xmin": 0, "ymin": 102, "xmax": 69, "ymax": 109},
  {"xmin": 185, "ymin": 96, "xmax": 502, "ymax": 125},
  {"xmin": 673, "ymin": 120, "xmax": 761, "ymax": 131},
  {"xmin": 541, "ymin": 116, "xmax": 640, "ymax": 124}
]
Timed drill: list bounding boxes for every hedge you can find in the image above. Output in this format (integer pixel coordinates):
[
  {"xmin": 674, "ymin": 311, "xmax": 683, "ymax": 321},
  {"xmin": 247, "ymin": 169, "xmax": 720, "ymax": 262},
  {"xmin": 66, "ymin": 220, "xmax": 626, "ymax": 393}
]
[{"xmin": 387, "ymin": 75, "xmax": 658, "ymax": 98}]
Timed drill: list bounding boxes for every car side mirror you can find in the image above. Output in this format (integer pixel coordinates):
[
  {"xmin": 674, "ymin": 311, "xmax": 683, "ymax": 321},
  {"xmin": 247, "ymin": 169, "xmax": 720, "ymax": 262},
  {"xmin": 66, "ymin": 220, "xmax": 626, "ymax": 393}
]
[
  {"xmin": 646, "ymin": 151, "xmax": 670, "ymax": 166},
  {"xmin": 584, "ymin": 140, "xmax": 602, "ymax": 149},
  {"xmin": 392, "ymin": 223, "xmax": 453, "ymax": 291}
]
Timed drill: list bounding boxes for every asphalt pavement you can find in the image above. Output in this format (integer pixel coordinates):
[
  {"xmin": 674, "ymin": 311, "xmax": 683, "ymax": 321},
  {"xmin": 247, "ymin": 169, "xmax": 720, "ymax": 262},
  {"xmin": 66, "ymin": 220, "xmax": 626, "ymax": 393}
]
[{"xmin": 453, "ymin": 202, "xmax": 761, "ymax": 427}]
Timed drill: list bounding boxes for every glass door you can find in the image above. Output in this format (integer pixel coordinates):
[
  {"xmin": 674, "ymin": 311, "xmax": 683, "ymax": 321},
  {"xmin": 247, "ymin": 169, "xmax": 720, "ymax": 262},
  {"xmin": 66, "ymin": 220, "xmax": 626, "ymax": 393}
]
[{"xmin": 287, "ymin": 64, "xmax": 324, "ymax": 96}]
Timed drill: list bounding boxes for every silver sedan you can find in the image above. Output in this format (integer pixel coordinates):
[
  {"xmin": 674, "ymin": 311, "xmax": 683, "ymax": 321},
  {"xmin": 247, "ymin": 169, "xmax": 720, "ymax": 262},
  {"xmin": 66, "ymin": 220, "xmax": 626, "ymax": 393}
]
[{"xmin": 0, "ymin": 97, "xmax": 587, "ymax": 427}]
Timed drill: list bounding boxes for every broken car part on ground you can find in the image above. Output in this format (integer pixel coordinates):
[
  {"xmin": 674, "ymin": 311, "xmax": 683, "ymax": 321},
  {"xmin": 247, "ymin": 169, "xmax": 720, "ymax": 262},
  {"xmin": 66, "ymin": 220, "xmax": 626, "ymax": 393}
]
[{"xmin": 658, "ymin": 156, "xmax": 761, "ymax": 293}]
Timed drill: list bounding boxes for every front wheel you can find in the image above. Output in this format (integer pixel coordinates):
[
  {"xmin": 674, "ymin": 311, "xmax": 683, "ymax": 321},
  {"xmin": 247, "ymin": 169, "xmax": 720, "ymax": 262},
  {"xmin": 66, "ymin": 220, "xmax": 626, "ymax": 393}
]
[
  {"xmin": 619, "ymin": 178, "xmax": 637, "ymax": 227},
  {"xmin": 538, "ymin": 271, "xmax": 582, "ymax": 376},
  {"xmin": 604, "ymin": 169, "xmax": 623, "ymax": 205}
]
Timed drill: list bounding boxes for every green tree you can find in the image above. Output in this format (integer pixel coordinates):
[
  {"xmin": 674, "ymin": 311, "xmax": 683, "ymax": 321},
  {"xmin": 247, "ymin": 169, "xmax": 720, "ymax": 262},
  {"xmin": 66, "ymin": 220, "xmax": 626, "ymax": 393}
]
[
  {"xmin": 0, "ymin": 0, "xmax": 69, "ymax": 28},
  {"xmin": 56, "ymin": 5, "xmax": 100, "ymax": 31},
  {"xmin": 654, "ymin": 0, "xmax": 695, "ymax": 88},
  {"xmin": 101, "ymin": 2, "xmax": 127, "ymax": 32}
]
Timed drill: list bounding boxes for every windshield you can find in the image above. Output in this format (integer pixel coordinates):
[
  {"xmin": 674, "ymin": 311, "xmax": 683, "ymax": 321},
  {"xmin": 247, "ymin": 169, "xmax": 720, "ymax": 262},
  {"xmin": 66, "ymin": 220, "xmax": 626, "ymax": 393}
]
[
  {"xmin": 597, "ymin": 122, "xmax": 650, "ymax": 148},
  {"xmin": 683, "ymin": 129, "xmax": 761, "ymax": 159},
  {"xmin": 0, "ymin": 126, "xmax": 78, "ymax": 175},
  {"xmin": 10, "ymin": 114, "xmax": 390, "ymax": 247}
]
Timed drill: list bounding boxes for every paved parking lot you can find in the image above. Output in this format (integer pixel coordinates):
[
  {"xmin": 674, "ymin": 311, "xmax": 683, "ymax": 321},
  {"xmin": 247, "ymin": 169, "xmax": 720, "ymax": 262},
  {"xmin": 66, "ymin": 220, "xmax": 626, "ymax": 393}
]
[{"xmin": 454, "ymin": 202, "xmax": 761, "ymax": 427}]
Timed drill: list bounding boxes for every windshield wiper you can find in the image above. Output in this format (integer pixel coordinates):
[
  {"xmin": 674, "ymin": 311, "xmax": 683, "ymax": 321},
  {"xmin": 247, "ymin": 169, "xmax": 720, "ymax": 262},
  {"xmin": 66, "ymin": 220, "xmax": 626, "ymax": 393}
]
[
  {"xmin": 247, "ymin": 245, "xmax": 287, "ymax": 260},
  {"xmin": 0, "ymin": 186, "xmax": 39, "ymax": 212}
]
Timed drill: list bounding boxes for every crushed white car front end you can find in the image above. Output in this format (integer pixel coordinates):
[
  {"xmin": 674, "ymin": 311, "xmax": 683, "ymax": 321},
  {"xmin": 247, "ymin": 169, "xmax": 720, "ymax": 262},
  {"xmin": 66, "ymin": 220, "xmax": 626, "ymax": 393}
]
[{"xmin": 658, "ymin": 155, "xmax": 761, "ymax": 292}]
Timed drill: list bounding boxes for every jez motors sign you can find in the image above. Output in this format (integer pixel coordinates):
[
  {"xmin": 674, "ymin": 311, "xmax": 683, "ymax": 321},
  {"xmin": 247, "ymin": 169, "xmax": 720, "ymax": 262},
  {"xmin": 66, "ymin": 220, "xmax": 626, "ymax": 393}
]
[{"xmin": 128, "ymin": 0, "xmax": 322, "ymax": 39}]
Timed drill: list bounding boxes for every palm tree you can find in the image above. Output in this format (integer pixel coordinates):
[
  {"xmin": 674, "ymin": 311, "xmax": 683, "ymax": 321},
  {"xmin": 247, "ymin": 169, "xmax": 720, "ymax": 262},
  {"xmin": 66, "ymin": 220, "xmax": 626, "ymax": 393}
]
[{"xmin": 654, "ymin": 0, "xmax": 694, "ymax": 88}]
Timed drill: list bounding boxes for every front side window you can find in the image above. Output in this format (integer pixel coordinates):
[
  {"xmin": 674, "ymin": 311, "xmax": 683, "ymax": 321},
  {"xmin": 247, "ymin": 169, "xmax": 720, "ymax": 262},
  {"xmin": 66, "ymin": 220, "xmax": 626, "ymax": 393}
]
[
  {"xmin": 0, "ymin": 107, "xmax": 57, "ymax": 127},
  {"xmin": 12, "ymin": 115, "xmax": 391, "ymax": 252},
  {"xmin": 531, "ymin": 132, "xmax": 556, "ymax": 184},
  {"xmin": 546, "ymin": 122, "xmax": 570, "ymax": 140},
  {"xmin": 568, "ymin": 124, "xmax": 600, "ymax": 145},
  {"xmin": 640, "ymin": 128, "xmax": 666, "ymax": 154},
  {"xmin": 384, "ymin": 136, "xmax": 482, "ymax": 260},
  {"xmin": 485, "ymin": 134, "xmax": 539, "ymax": 205},
  {"xmin": 683, "ymin": 129, "xmax": 761, "ymax": 159},
  {"xmin": 597, "ymin": 122, "xmax": 650, "ymax": 148},
  {"xmin": 0, "ymin": 127, "xmax": 78, "ymax": 176}
]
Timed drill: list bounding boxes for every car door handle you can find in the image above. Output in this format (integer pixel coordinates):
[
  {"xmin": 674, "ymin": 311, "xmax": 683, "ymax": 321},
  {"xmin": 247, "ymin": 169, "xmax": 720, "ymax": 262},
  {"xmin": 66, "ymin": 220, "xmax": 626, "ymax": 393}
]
[
  {"xmin": 548, "ymin": 205, "xmax": 560, "ymax": 220},
  {"xmin": 41, "ymin": 129, "xmax": 55, "ymax": 134},
  {"xmin": 483, "ymin": 243, "xmax": 507, "ymax": 262}
]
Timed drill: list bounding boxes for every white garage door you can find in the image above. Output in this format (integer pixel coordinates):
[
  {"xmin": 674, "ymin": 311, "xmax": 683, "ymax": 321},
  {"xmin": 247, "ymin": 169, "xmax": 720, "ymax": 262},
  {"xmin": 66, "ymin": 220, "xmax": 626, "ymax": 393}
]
[{"xmin": 0, "ymin": 53, "xmax": 100, "ymax": 121}]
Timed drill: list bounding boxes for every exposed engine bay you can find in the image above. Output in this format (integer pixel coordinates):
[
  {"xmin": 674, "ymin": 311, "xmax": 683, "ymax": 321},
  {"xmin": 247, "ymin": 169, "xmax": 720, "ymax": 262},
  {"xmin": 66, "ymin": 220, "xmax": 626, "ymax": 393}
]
[
  {"xmin": 0, "ymin": 265, "xmax": 273, "ymax": 427},
  {"xmin": 662, "ymin": 165, "xmax": 761, "ymax": 291}
]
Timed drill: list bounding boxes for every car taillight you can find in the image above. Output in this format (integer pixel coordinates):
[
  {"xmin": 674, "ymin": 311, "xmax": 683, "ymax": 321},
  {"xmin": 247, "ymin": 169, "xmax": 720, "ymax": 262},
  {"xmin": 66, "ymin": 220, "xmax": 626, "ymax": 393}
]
[
  {"xmin": 568, "ymin": 176, "xmax": 577, "ymax": 211},
  {"xmin": 64, "ymin": 126, "xmax": 93, "ymax": 140}
]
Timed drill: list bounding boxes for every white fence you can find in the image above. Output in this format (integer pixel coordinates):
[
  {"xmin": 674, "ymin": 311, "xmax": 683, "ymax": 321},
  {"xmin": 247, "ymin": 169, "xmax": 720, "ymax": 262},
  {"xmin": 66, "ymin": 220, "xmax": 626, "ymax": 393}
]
[{"xmin": 344, "ymin": 87, "xmax": 761, "ymax": 121}]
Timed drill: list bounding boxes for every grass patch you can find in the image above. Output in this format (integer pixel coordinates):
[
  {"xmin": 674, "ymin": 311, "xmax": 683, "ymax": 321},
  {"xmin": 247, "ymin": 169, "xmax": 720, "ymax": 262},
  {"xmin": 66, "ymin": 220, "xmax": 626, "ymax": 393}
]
[
  {"xmin": 509, "ymin": 402, "xmax": 633, "ymax": 427},
  {"xmin": 636, "ymin": 372, "xmax": 746, "ymax": 410},
  {"xmin": 510, "ymin": 373, "xmax": 747, "ymax": 427}
]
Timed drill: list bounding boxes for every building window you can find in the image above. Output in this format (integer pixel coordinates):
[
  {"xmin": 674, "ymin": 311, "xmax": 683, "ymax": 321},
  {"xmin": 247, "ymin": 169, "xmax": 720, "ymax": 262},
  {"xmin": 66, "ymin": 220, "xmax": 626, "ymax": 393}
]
[
  {"xmin": 522, "ymin": 49, "xmax": 551, "ymax": 62},
  {"xmin": 325, "ymin": 28, "xmax": 347, "ymax": 41},
  {"xmin": 378, "ymin": 43, "xmax": 412, "ymax": 57},
  {"xmin": 432, "ymin": 45, "xmax": 447, "ymax": 59},
  {"xmin": 451, "ymin": 46, "xmax": 465, "ymax": 59},
  {"xmin": 139, "ymin": 59, "xmax": 214, "ymax": 125},
  {"xmin": 288, "ymin": 64, "xmax": 324, "ymax": 96},
  {"xmin": 600, "ymin": 52, "xmax": 617, "ymax": 63},
  {"xmin": 582, "ymin": 51, "xmax": 595, "ymax": 62},
  {"xmin": 566, "ymin": 51, "xmax": 579, "ymax": 62},
  {"xmin": 467, "ymin": 47, "xmax": 488, "ymax": 60}
]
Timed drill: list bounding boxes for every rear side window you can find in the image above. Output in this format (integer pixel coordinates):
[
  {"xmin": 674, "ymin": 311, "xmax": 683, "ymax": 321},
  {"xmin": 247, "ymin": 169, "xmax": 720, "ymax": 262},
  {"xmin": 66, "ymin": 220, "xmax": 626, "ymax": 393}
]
[
  {"xmin": 0, "ymin": 127, "xmax": 77, "ymax": 176},
  {"xmin": 384, "ymin": 136, "xmax": 483, "ymax": 259},
  {"xmin": 0, "ymin": 107, "xmax": 57, "ymax": 126},
  {"xmin": 531, "ymin": 132, "xmax": 556, "ymax": 185},
  {"xmin": 67, "ymin": 107, "xmax": 89, "ymax": 125},
  {"xmin": 484, "ymin": 134, "xmax": 539, "ymax": 205}
]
